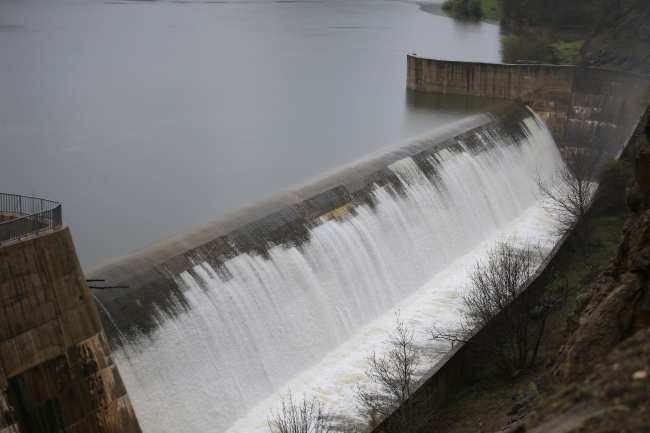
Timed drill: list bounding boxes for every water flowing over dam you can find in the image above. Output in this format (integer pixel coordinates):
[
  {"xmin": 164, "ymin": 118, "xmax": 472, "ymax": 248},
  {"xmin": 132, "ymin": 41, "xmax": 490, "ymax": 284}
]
[{"xmin": 91, "ymin": 104, "xmax": 564, "ymax": 432}]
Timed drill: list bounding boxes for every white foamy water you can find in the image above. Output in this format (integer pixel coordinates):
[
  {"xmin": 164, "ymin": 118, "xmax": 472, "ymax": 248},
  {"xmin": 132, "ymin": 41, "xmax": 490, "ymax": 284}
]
[
  {"xmin": 107, "ymin": 114, "xmax": 564, "ymax": 432},
  {"xmin": 227, "ymin": 203, "xmax": 557, "ymax": 433}
]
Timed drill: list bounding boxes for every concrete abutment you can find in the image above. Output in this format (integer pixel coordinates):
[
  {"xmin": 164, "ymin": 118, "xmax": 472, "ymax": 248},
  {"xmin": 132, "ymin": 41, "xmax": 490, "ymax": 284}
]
[
  {"xmin": 364, "ymin": 56, "xmax": 650, "ymax": 432},
  {"xmin": 406, "ymin": 55, "xmax": 650, "ymax": 156},
  {"xmin": 0, "ymin": 223, "xmax": 141, "ymax": 433}
]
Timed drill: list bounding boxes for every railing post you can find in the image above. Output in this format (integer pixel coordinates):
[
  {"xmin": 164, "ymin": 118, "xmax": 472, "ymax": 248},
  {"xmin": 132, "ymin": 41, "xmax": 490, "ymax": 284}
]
[{"xmin": 0, "ymin": 194, "xmax": 62, "ymax": 245}]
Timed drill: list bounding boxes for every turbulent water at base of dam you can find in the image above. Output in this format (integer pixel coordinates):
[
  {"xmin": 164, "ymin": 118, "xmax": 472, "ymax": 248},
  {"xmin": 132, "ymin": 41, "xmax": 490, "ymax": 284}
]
[{"xmin": 95, "ymin": 110, "xmax": 564, "ymax": 433}]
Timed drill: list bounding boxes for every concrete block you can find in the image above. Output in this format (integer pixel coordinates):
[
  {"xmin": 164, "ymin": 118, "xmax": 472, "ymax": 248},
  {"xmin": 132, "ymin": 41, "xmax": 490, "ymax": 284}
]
[
  {"xmin": 67, "ymin": 334, "xmax": 114, "ymax": 379},
  {"xmin": 0, "ymin": 389, "xmax": 20, "ymax": 432},
  {"xmin": 66, "ymin": 395, "xmax": 141, "ymax": 433},
  {"xmin": 1, "ymin": 324, "xmax": 66, "ymax": 379},
  {"xmin": 0, "ymin": 226, "xmax": 141, "ymax": 432},
  {"xmin": 58, "ymin": 306, "xmax": 98, "ymax": 349}
]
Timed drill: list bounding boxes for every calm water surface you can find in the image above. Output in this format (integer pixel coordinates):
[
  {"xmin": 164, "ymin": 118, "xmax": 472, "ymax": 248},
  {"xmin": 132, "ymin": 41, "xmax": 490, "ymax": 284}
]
[{"xmin": 0, "ymin": 0, "xmax": 504, "ymax": 269}]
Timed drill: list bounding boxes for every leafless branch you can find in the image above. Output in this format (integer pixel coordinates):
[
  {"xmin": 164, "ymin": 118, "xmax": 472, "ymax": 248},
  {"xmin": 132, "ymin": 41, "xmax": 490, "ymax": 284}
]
[
  {"xmin": 355, "ymin": 313, "xmax": 435, "ymax": 433},
  {"xmin": 429, "ymin": 236, "xmax": 554, "ymax": 376},
  {"xmin": 268, "ymin": 390, "xmax": 335, "ymax": 433},
  {"xmin": 534, "ymin": 148, "xmax": 600, "ymax": 254}
]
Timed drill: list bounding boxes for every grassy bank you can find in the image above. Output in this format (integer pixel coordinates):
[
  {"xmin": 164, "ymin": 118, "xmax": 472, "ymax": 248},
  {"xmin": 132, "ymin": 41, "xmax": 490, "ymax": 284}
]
[
  {"xmin": 479, "ymin": 0, "xmax": 501, "ymax": 20},
  {"xmin": 552, "ymin": 38, "xmax": 584, "ymax": 66}
]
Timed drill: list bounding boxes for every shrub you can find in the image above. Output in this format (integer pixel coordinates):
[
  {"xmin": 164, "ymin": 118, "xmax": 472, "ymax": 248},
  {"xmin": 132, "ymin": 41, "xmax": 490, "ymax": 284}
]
[
  {"xmin": 355, "ymin": 314, "xmax": 435, "ymax": 433},
  {"xmin": 467, "ymin": 0, "xmax": 482, "ymax": 18},
  {"xmin": 591, "ymin": 157, "xmax": 633, "ymax": 218},
  {"xmin": 442, "ymin": 0, "xmax": 482, "ymax": 19},
  {"xmin": 441, "ymin": 0, "xmax": 455, "ymax": 12},
  {"xmin": 535, "ymin": 149, "xmax": 600, "ymax": 255},
  {"xmin": 429, "ymin": 236, "xmax": 553, "ymax": 377},
  {"xmin": 268, "ymin": 391, "xmax": 335, "ymax": 433},
  {"xmin": 500, "ymin": 34, "xmax": 557, "ymax": 64}
]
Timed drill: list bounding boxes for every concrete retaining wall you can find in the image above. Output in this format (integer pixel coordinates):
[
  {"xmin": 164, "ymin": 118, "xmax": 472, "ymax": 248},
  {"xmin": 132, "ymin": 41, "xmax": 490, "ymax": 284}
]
[
  {"xmin": 0, "ymin": 224, "xmax": 141, "ymax": 433},
  {"xmin": 369, "ymin": 222, "xmax": 577, "ymax": 433},
  {"xmin": 366, "ymin": 57, "xmax": 650, "ymax": 432},
  {"xmin": 406, "ymin": 56, "xmax": 650, "ymax": 155}
]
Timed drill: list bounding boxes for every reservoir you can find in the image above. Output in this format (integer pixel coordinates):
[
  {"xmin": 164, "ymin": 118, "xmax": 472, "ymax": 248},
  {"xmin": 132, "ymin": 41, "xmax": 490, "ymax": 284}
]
[
  {"xmin": 0, "ymin": 1, "xmax": 544, "ymax": 432},
  {"xmin": 0, "ymin": 0, "xmax": 504, "ymax": 269}
]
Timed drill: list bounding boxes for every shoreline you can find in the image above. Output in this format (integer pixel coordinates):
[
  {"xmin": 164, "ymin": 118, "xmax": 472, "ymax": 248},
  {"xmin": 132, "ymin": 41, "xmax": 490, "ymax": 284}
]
[{"xmin": 417, "ymin": 3, "xmax": 501, "ymax": 26}]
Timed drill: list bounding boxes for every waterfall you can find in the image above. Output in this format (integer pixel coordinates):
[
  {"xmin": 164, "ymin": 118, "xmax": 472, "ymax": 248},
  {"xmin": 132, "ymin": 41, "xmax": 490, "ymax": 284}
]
[{"xmin": 92, "ymin": 105, "xmax": 563, "ymax": 432}]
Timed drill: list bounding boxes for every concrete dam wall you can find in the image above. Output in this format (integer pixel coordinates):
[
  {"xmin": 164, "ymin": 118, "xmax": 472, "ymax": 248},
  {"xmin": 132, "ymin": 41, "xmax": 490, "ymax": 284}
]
[
  {"xmin": 362, "ymin": 56, "xmax": 650, "ymax": 432},
  {"xmin": 89, "ymin": 105, "xmax": 566, "ymax": 432},
  {"xmin": 0, "ymin": 222, "xmax": 141, "ymax": 433},
  {"xmin": 406, "ymin": 55, "xmax": 650, "ymax": 155}
]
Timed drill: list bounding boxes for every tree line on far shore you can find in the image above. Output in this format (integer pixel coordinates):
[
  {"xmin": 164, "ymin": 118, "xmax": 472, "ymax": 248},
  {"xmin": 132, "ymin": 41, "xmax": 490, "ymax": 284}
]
[
  {"xmin": 441, "ymin": 0, "xmax": 649, "ymax": 67},
  {"xmin": 442, "ymin": 0, "xmax": 640, "ymax": 29},
  {"xmin": 441, "ymin": 0, "xmax": 483, "ymax": 19}
]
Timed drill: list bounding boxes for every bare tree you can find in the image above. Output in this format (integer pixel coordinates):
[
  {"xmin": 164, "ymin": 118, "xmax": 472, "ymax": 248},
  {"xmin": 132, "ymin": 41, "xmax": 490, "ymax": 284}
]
[
  {"xmin": 534, "ymin": 148, "xmax": 599, "ymax": 255},
  {"xmin": 268, "ymin": 390, "xmax": 335, "ymax": 433},
  {"xmin": 429, "ymin": 236, "xmax": 553, "ymax": 377},
  {"xmin": 355, "ymin": 314, "xmax": 434, "ymax": 433}
]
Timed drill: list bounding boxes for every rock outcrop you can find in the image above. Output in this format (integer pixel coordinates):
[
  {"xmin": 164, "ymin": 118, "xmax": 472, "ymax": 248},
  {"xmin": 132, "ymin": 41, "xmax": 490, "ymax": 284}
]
[
  {"xmin": 511, "ymin": 118, "xmax": 650, "ymax": 432},
  {"xmin": 581, "ymin": 0, "xmax": 650, "ymax": 74}
]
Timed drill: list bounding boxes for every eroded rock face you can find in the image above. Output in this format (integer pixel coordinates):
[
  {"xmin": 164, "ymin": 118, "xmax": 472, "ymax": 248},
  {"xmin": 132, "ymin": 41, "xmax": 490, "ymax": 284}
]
[
  {"xmin": 519, "ymin": 118, "xmax": 650, "ymax": 433},
  {"xmin": 551, "ymin": 118, "xmax": 650, "ymax": 385},
  {"xmin": 581, "ymin": 2, "xmax": 650, "ymax": 74}
]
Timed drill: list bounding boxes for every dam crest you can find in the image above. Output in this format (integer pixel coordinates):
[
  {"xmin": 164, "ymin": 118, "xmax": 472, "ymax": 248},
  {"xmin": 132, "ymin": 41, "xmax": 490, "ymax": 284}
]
[{"xmin": 91, "ymin": 105, "xmax": 566, "ymax": 432}]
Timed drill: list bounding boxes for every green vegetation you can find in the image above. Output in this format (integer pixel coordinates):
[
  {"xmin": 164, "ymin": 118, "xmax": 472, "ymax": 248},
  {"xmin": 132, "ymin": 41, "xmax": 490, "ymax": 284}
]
[
  {"xmin": 441, "ymin": 0, "xmax": 483, "ymax": 19},
  {"xmin": 553, "ymin": 39, "xmax": 584, "ymax": 66},
  {"xmin": 478, "ymin": 0, "xmax": 501, "ymax": 20},
  {"xmin": 499, "ymin": 33, "xmax": 586, "ymax": 66},
  {"xmin": 500, "ymin": 0, "xmax": 617, "ymax": 29},
  {"xmin": 500, "ymin": 34, "xmax": 557, "ymax": 64},
  {"xmin": 491, "ymin": 0, "xmax": 649, "ymax": 71},
  {"xmin": 441, "ymin": 0, "xmax": 499, "ymax": 20},
  {"xmin": 499, "ymin": 0, "xmax": 649, "ymax": 46}
]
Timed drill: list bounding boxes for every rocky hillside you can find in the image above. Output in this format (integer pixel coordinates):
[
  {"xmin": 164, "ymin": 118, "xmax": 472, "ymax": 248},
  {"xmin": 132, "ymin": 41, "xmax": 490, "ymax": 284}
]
[
  {"xmin": 580, "ymin": 0, "xmax": 650, "ymax": 74},
  {"xmin": 507, "ymin": 118, "xmax": 650, "ymax": 432}
]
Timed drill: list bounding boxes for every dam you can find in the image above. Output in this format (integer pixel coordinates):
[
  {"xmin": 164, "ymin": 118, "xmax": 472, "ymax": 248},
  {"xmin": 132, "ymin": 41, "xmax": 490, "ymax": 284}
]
[
  {"xmin": 87, "ymin": 54, "xmax": 649, "ymax": 432},
  {"xmin": 91, "ymin": 104, "xmax": 565, "ymax": 432},
  {"xmin": 2, "ymin": 0, "xmax": 647, "ymax": 429}
]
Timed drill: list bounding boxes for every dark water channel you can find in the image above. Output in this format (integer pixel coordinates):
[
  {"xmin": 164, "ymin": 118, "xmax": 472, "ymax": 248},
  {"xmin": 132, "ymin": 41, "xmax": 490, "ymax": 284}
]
[{"xmin": 0, "ymin": 0, "xmax": 505, "ymax": 269}]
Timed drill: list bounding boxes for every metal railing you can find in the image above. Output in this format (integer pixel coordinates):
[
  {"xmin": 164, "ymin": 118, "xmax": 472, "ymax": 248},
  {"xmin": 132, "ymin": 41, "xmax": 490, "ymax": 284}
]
[{"xmin": 0, "ymin": 193, "xmax": 62, "ymax": 245}]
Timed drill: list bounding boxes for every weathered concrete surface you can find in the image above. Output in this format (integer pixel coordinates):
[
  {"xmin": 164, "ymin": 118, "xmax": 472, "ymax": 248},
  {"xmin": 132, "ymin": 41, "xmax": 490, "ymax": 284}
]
[
  {"xmin": 0, "ymin": 224, "xmax": 141, "ymax": 433},
  {"xmin": 406, "ymin": 56, "xmax": 650, "ymax": 155}
]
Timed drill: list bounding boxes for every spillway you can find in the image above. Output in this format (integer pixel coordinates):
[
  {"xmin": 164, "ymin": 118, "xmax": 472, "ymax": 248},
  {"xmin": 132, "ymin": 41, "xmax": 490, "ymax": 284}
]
[{"xmin": 91, "ymin": 104, "xmax": 564, "ymax": 432}]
